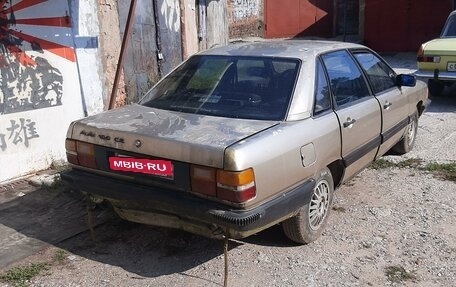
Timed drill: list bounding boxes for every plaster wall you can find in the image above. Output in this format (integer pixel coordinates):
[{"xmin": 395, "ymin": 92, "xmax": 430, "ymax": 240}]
[{"xmin": 0, "ymin": 0, "xmax": 104, "ymax": 182}]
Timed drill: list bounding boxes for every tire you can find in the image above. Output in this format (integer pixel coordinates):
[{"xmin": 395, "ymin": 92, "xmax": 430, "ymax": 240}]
[
  {"xmin": 391, "ymin": 112, "xmax": 418, "ymax": 155},
  {"xmin": 282, "ymin": 167, "xmax": 334, "ymax": 244},
  {"xmin": 428, "ymin": 79, "xmax": 444, "ymax": 97}
]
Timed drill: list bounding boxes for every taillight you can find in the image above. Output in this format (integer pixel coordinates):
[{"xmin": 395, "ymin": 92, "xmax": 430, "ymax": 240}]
[
  {"xmin": 191, "ymin": 165, "xmax": 216, "ymax": 196},
  {"xmin": 65, "ymin": 139, "xmax": 78, "ymax": 165},
  {"xmin": 417, "ymin": 45, "xmax": 440, "ymax": 63},
  {"xmin": 190, "ymin": 166, "xmax": 256, "ymax": 203},
  {"xmin": 65, "ymin": 139, "xmax": 97, "ymax": 168},
  {"xmin": 216, "ymin": 168, "xmax": 256, "ymax": 203}
]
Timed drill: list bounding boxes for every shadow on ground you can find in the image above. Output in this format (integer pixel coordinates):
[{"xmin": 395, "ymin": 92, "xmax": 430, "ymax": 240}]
[
  {"xmin": 0, "ymin": 181, "xmax": 102, "ymax": 269},
  {"xmin": 53, "ymin": 209, "xmax": 295, "ymax": 279},
  {"xmin": 0, "ymin": 180, "xmax": 294, "ymax": 280},
  {"xmin": 425, "ymin": 91, "xmax": 456, "ymax": 113}
]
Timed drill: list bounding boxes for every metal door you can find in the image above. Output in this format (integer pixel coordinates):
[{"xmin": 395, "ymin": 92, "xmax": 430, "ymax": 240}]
[{"xmin": 265, "ymin": 0, "xmax": 333, "ymax": 38}]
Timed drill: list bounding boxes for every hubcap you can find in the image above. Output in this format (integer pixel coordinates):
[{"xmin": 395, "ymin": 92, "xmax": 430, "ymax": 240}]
[
  {"xmin": 407, "ymin": 119, "xmax": 416, "ymax": 146},
  {"xmin": 308, "ymin": 179, "xmax": 330, "ymax": 230}
]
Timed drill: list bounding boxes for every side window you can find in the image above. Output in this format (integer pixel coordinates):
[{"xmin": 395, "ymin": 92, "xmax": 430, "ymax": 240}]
[
  {"xmin": 353, "ymin": 51, "xmax": 396, "ymax": 94},
  {"xmin": 314, "ymin": 60, "xmax": 331, "ymax": 115},
  {"xmin": 321, "ymin": 50, "xmax": 371, "ymax": 108}
]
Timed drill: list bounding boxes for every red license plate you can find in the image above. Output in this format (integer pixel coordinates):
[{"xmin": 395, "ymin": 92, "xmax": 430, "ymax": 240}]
[{"xmin": 109, "ymin": 156, "xmax": 173, "ymax": 177}]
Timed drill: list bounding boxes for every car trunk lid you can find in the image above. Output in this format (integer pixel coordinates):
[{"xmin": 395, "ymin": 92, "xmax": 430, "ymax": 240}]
[
  {"xmin": 424, "ymin": 38, "xmax": 456, "ymax": 55},
  {"xmin": 69, "ymin": 104, "xmax": 279, "ymax": 169}
]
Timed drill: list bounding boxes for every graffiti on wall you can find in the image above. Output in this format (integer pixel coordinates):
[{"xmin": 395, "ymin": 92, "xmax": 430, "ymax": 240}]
[
  {"xmin": 160, "ymin": 0, "xmax": 180, "ymax": 33},
  {"xmin": 0, "ymin": 117, "xmax": 39, "ymax": 151},
  {"xmin": 0, "ymin": 0, "xmax": 76, "ymax": 115},
  {"xmin": 232, "ymin": 0, "xmax": 259, "ymax": 21}
]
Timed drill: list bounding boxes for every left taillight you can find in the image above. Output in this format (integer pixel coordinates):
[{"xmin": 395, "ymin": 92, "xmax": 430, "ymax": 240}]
[
  {"xmin": 417, "ymin": 45, "xmax": 440, "ymax": 63},
  {"xmin": 65, "ymin": 139, "xmax": 97, "ymax": 168}
]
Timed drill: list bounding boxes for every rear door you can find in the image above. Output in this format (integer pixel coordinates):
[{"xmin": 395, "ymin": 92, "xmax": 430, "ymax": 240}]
[
  {"xmin": 321, "ymin": 50, "xmax": 382, "ymax": 181},
  {"xmin": 351, "ymin": 50, "xmax": 409, "ymax": 158}
]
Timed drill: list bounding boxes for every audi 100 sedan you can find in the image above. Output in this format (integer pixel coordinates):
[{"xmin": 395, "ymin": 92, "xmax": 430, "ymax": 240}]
[{"xmin": 62, "ymin": 40, "xmax": 428, "ymax": 244}]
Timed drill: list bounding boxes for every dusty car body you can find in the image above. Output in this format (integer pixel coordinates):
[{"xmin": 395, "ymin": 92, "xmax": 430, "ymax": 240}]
[
  {"xmin": 62, "ymin": 40, "xmax": 428, "ymax": 244},
  {"xmin": 416, "ymin": 10, "xmax": 456, "ymax": 96}
]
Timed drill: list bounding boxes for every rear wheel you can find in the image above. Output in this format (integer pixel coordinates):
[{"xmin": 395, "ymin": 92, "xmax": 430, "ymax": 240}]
[
  {"xmin": 428, "ymin": 79, "xmax": 444, "ymax": 97},
  {"xmin": 282, "ymin": 167, "xmax": 334, "ymax": 244},
  {"xmin": 391, "ymin": 112, "xmax": 418, "ymax": 154}
]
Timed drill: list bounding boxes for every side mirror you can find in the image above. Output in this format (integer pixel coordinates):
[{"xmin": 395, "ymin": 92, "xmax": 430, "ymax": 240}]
[{"xmin": 396, "ymin": 74, "xmax": 416, "ymax": 87}]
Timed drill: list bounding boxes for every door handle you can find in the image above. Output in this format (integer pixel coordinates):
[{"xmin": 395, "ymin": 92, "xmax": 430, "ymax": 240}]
[
  {"xmin": 383, "ymin": 101, "xmax": 392, "ymax": 109},
  {"xmin": 343, "ymin": 117, "xmax": 356, "ymax": 128}
]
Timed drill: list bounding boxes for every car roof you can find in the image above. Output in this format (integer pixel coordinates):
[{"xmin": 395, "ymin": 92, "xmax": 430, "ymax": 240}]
[{"xmin": 199, "ymin": 40, "xmax": 365, "ymax": 60}]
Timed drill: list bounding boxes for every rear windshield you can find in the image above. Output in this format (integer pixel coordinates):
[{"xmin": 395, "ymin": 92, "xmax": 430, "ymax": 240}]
[
  {"xmin": 442, "ymin": 13, "xmax": 456, "ymax": 37},
  {"xmin": 140, "ymin": 55, "xmax": 300, "ymax": 121}
]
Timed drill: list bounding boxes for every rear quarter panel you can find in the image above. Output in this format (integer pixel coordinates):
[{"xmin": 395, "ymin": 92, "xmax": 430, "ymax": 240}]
[{"xmin": 224, "ymin": 112, "xmax": 341, "ymax": 208}]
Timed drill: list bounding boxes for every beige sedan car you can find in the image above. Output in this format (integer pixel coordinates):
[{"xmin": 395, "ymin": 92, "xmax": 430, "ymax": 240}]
[{"xmin": 62, "ymin": 40, "xmax": 428, "ymax": 244}]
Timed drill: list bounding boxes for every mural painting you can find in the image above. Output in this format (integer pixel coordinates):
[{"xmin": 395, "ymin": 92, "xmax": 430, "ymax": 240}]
[
  {"xmin": 0, "ymin": 117, "xmax": 39, "ymax": 151},
  {"xmin": 0, "ymin": 0, "xmax": 76, "ymax": 115}
]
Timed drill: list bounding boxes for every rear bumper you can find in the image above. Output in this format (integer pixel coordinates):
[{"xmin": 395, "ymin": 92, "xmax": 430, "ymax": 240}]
[
  {"xmin": 61, "ymin": 169, "xmax": 315, "ymax": 239},
  {"xmin": 415, "ymin": 69, "xmax": 456, "ymax": 81}
]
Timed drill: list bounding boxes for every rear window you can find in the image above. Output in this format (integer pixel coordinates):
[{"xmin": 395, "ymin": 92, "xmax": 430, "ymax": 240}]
[
  {"xmin": 442, "ymin": 13, "xmax": 456, "ymax": 37},
  {"xmin": 140, "ymin": 55, "xmax": 300, "ymax": 121}
]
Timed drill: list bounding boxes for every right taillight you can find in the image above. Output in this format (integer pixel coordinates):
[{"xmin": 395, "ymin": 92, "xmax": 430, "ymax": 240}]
[
  {"xmin": 65, "ymin": 139, "xmax": 97, "ymax": 168},
  {"xmin": 190, "ymin": 165, "xmax": 256, "ymax": 204},
  {"xmin": 216, "ymin": 168, "xmax": 256, "ymax": 203}
]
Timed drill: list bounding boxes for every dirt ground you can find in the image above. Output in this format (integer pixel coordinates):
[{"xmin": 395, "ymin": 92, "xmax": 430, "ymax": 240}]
[{"xmin": 1, "ymin": 92, "xmax": 455, "ymax": 287}]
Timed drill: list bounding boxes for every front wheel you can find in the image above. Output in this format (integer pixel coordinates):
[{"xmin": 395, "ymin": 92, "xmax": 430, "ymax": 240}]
[
  {"xmin": 282, "ymin": 167, "xmax": 334, "ymax": 244},
  {"xmin": 391, "ymin": 112, "xmax": 418, "ymax": 154}
]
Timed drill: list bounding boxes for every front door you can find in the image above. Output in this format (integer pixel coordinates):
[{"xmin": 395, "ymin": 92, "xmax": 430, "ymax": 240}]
[{"xmin": 352, "ymin": 50, "xmax": 409, "ymax": 157}]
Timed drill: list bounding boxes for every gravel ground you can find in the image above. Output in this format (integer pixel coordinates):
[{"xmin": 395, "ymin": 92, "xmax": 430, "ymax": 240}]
[{"xmin": 1, "ymin": 94, "xmax": 455, "ymax": 287}]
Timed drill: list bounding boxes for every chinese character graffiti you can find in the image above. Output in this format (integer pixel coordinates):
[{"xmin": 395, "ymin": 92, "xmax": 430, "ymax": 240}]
[{"xmin": 0, "ymin": 118, "xmax": 39, "ymax": 151}]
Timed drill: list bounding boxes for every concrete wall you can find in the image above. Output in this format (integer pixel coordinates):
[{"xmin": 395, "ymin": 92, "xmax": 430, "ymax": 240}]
[
  {"xmin": 0, "ymin": 0, "xmax": 104, "ymax": 182},
  {"xmin": 228, "ymin": 0, "xmax": 263, "ymax": 39}
]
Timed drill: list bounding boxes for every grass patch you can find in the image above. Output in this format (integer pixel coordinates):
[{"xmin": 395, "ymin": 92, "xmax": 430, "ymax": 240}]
[
  {"xmin": 385, "ymin": 265, "xmax": 417, "ymax": 283},
  {"xmin": 0, "ymin": 263, "xmax": 48, "ymax": 287},
  {"xmin": 369, "ymin": 158, "xmax": 422, "ymax": 170},
  {"xmin": 423, "ymin": 162, "xmax": 456, "ymax": 182},
  {"xmin": 52, "ymin": 249, "xmax": 67, "ymax": 263},
  {"xmin": 369, "ymin": 158, "xmax": 456, "ymax": 182},
  {"xmin": 369, "ymin": 159, "xmax": 397, "ymax": 169},
  {"xmin": 396, "ymin": 158, "xmax": 423, "ymax": 169},
  {"xmin": 332, "ymin": 206, "xmax": 346, "ymax": 213}
]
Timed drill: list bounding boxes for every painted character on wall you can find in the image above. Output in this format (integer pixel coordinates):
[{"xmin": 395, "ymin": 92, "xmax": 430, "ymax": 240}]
[{"xmin": 0, "ymin": 0, "xmax": 64, "ymax": 115}]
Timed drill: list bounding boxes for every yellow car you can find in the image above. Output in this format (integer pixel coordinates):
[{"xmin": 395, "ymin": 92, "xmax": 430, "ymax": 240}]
[{"xmin": 416, "ymin": 10, "xmax": 456, "ymax": 96}]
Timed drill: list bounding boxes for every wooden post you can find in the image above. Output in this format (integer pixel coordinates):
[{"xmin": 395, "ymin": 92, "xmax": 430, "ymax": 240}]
[
  {"xmin": 206, "ymin": 0, "xmax": 228, "ymax": 49},
  {"xmin": 107, "ymin": 0, "xmax": 137, "ymax": 110}
]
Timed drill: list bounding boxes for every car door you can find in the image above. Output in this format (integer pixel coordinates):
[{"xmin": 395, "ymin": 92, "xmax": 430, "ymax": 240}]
[
  {"xmin": 351, "ymin": 50, "xmax": 409, "ymax": 158},
  {"xmin": 321, "ymin": 50, "xmax": 382, "ymax": 181}
]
